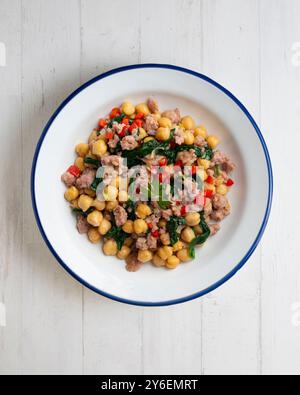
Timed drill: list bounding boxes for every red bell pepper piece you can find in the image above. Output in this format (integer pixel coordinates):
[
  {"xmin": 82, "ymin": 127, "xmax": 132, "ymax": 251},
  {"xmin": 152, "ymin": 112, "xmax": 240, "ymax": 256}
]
[
  {"xmin": 109, "ymin": 107, "xmax": 121, "ymax": 119},
  {"xmin": 151, "ymin": 230, "xmax": 160, "ymax": 238},
  {"xmin": 226, "ymin": 179, "xmax": 235, "ymax": 187},
  {"xmin": 204, "ymin": 189, "xmax": 214, "ymax": 199},
  {"xmin": 98, "ymin": 119, "xmax": 107, "ymax": 129},
  {"xmin": 206, "ymin": 175, "xmax": 215, "ymax": 185},
  {"xmin": 159, "ymin": 158, "xmax": 167, "ymax": 167},
  {"xmin": 67, "ymin": 165, "xmax": 81, "ymax": 178}
]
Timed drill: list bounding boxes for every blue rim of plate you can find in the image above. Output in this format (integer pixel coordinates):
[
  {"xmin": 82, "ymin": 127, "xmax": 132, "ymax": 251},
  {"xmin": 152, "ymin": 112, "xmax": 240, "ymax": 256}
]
[{"xmin": 31, "ymin": 63, "xmax": 273, "ymax": 307}]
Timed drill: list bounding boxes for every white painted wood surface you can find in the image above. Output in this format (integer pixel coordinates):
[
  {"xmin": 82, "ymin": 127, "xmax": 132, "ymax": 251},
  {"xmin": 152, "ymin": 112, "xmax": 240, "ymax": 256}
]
[{"xmin": 0, "ymin": 0, "xmax": 299, "ymax": 375}]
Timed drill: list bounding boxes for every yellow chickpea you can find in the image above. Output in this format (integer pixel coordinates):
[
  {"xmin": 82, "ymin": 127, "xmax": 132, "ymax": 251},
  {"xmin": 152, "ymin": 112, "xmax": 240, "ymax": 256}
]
[
  {"xmin": 87, "ymin": 210, "xmax": 103, "ymax": 227},
  {"xmin": 194, "ymin": 126, "xmax": 207, "ymax": 139},
  {"xmin": 106, "ymin": 200, "xmax": 119, "ymax": 211},
  {"xmin": 193, "ymin": 225, "xmax": 202, "ymax": 236},
  {"xmin": 98, "ymin": 219, "xmax": 112, "ymax": 235},
  {"xmin": 160, "ymin": 233, "xmax": 171, "ymax": 246},
  {"xmin": 75, "ymin": 157, "xmax": 85, "ymax": 171},
  {"xmin": 76, "ymin": 143, "xmax": 89, "ymax": 157},
  {"xmin": 152, "ymin": 112, "xmax": 161, "ymax": 121},
  {"xmin": 84, "ymin": 189, "xmax": 96, "ymax": 198},
  {"xmin": 153, "ymin": 254, "xmax": 166, "ymax": 267},
  {"xmin": 136, "ymin": 204, "xmax": 152, "ymax": 219},
  {"xmin": 136, "ymin": 103, "xmax": 150, "ymax": 116},
  {"xmin": 87, "ymin": 228, "xmax": 101, "ymax": 244},
  {"xmin": 184, "ymin": 131, "xmax": 195, "ymax": 145},
  {"xmin": 78, "ymin": 194, "xmax": 93, "ymax": 212},
  {"xmin": 181, "ymin": 116, "xmax": 196, "ymax": 130},
  {"xmin": 215, "ymin": 176, "xmax": 224, "ymax": 187},
  {"xmin": 92, "ymin": 139, "xmax": 108, "ymax": 157},
  {"xmin": 197, "ymin": 158, "xmax": 210, "ymax": 170},
  {"xmin": 217, "ymin": 184, "xmax": 228, "ymax": 195},
  {"xmin": 70, "ymin": 198, "xmax": 80, "ymax": 209},
  {"xmin": 166, "ymin": 255, "xmax": 180, "ymax": 269},
  {"xmin": 158, "ymin": 219, "xmax": 167, "ymax": 228},
  {"xmin": 144, "ymin": 137, "xmax": 155, "ymax": 143},
  {"xmin": 158, "ymin": 246, "xmax": 173, "ymax": 261},
  {"xmin": 133, "ymin": 219, "xmax": 148, "ymax": 235},
  {"xmin": 138, "ymin": 128, "xmax": 148, "ymax": 140},
  {"xmin": 156, "ymin": 127, "xmax": 171, "ymax": 142},
  {"xmin": 181, "ymin": 227, "xmax": 196, "ymax": 243},
  {"xmin": 103, "ymin": 185, "xmax": 118, "ymax": 201},
  {"xmin": 93, "ymin": 199, "xmax": 106, "ymax": 211},
  {"xmin": 122, "ymin": 220, "xmax": 134, "ymax": 234},
  {"xmin": 207, "ymin": 135, "xmax": 220, "ymax": 149},
  {"xmin": 103, "ymin": 239, "xmax": 118, "ymax": 256},
  {"xmin": 177, "ymin": 249, "xmax": 192, "ymax": 263},
  {"xmin": 88, "ymin": 129, "xmax": 98, "ymax": 144},
  {"xmin": 159, "ymin": 117, "xmax": 172, "ymax": 128},
  {"xmin": 173, "ymin": 240, "xmax": 184, "ymax": 252},
  {"xmin": 185, "ymin": 212, "xmax": 201, "ymax": 227},
  {"xmin": 122, "ymin": 101, "xmax": 135, "ymax": 116},
  {"xmin": 117, "ymin": 245, "xmax": 131, "ymax": 260},
  {"xmin": 64, "ymin": 186, "xmax": 79, "ymax": 202},
  {"xmin": 138, "ymin": 249, "xmax": 153, "ymax": 263}
]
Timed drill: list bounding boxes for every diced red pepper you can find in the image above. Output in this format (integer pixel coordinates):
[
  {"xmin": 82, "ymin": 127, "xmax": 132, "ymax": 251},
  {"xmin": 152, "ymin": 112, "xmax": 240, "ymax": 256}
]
[
  {"xmin": 134, "ymin": 119, "xmax": 143, "ymax": 127},
  {"xmin": 118, "ymin": 125, "xmax": 128, "ymax": 138},
  {"xmin": 206, "ymin": 175, "xmax": 215, "ymax": 185},
  {"xmin": 151, "ymin": 230, "xmax": 160, "ymax": 238},
  {"xmin": 109, "ymin": 107, "xmax": 121, "ymax": 119},
  {"xmin": 148, "ymin": 223, "xmax": 153, "ymax": 230},
  {"xmin": 176, "ymin": 201, "xmax": 181, "ymax": 206},
  {"xmin": 181, "ymin": 206, "xmax": 187, "ymax": 216},
  {"xmin": 122, "ymin": 118, "xmax": 130, "ymax": 125},
  {"xmin": 175, "ymin": 160, "xmax": 183, "ymax": 168},
  {"xmin": 159, "ymin": 158, "xmax": 167, "ymax": 167},
  {"xmin": 67, "ymin": 165, "xmax": 81, "ymax": 178},
  {"xmin": 204, "ymin": 189, "xmax": 214, "ymax": 198},
  {"xmin": 192, "ymin": 165, "xmax": 197, "ymax": 175},
  {"xmin": 226, "ymin": 179, "xmax": 235, "ymax": 187},
  {"xmin": 135, "ymin": 112, "xmax": 144, "ymax": 120},
  {"xmin": 129, "ymin": 122, "xmax": 138, "ymax": 133},
  {"xmin": 106, "ymin": 131, "xmax": 113, "ymax": 140},
  {"xmin": 98, "ymin": 118, "xmax": 107, "ymax": 129},
  {"xmin": 136, "ymin": 187, "xmax": 140, "ymax": 194}
]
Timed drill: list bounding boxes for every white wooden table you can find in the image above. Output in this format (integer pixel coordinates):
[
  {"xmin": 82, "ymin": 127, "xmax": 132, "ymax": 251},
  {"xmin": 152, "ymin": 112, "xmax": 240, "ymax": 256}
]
[{"xmin": 0, "ymin": 0, "xmax": 299, "ymax": 375}]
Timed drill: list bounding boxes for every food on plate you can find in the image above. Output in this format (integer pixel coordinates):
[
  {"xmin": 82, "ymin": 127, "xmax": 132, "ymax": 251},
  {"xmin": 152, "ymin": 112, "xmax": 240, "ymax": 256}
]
[{"xmin": 61, "ymin": 98, "xmax": 235, "ymax": 271}]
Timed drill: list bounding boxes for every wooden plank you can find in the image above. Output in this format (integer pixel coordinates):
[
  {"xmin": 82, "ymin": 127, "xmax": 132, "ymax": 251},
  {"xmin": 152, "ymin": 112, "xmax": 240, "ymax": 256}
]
[
  {"xmin": 260, "ymin": 0, "xmax": 300, "ymax": 375},
  {"xmin": 20, "ymin": 0, "xmax": 83, "ymax": 374},
  {"xmin": 140, "ymin": 0, "xmax": 203, "ymax": 375},
  {"xmin": 0, "ymin": 0, "xmax": 22, "ymax": 375},
  {"xmin": 80, "ymin": 0, "xmax": 143, "ymax": 375},
  {"xmin": 201, "ymin": 0, "xmax": 262, "ymax": 375}
]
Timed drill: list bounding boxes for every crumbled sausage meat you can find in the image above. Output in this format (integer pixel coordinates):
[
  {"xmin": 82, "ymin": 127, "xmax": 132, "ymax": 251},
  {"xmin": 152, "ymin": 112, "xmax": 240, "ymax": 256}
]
[
  {"xmin": 113, "ymin": 205, "xmax": 128, "ymax": 227},
  {"xmin": 75, "ymin": 168, "xmax": 96, "ymax": 190},
  {"xmin": 162, "ymin": 108, "xmax": 181, "ymax": 124},
  {"xmin": 61, "ymin": 171, "xmax": 76, "ymax": 187}
]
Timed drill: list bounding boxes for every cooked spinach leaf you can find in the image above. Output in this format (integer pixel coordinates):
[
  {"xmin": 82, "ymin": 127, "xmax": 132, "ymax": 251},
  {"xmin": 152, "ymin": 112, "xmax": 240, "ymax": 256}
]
[
  {"xmin": 84, "ymin": 157, "xmax": 101, "ymax": 167},
  {"xmin": 188, "ymin": 213, "xmax": 211, "ymax": 258},
  {"xmin": 91, "ymin": 177, "xmax": 103, "ymax": 192},
  {"xmin": 167, "ymin": 216, "xmax": 186, "ymax": 245},
  {"xmin": 106, "ymin": 226, "xmax": 128, "ymax": 251},
  {"xmin": 72, "ymin": 207, "xmax": 94, "ymax": 218}
]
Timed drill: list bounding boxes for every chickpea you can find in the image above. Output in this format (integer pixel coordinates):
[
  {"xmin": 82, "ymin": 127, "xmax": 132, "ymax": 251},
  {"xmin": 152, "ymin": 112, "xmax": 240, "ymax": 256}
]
[
  {"xmin": 122, "ymin": 101, "xmax": 135, "ymax": 116},
  {"xmin": 136, "ymin": 204, "xmax": 152, "ymax": 219},
  {"xmin": 207, "ymin": 135, "xmax": 220, "ymax": 149},
  {"xmin": 124, "ymin": 237, "xmax": 134, "ymax": 247},
  {"xmin": 133, "ymin": 219, "xmax": 148, "ymax": 235},
  {"xmin": 70, "ymin": 198, "xmax": 80, "ymax": 209},
  {"xmin": 166, "ymin": 255, "xmax": 180, "ymax": 269},
  {"xmin": 185, "ymin": 212, "xmax": 201, "ymax": 227},
  {"xmin": 88, "ymin": 129, "xmax": 98, "ymax": 144},
  {"xmin": 122, "ymin": 220, "xmax": 134, "ymax": 234},
  {"xmin": 138, "ymin": 128, "xmax": 148, "ymax": 140},
  {"xmin": 197, "ymin": 158, "xmax": 210, "ymax": 170},
  {"xmin": 98, "ymin": 219, "xmax": 112, "ymax": 235},
  {"xmin": 75, "ymin": 157, "xmax": 85, "ymax": 171},
  {"xmin": 103, "ymin": 239, "xmax": 118, "ymax": 256},
  {"xmin": 184, "ymin": 131, "xmax": 195, "ymax": 145},
  {"xmin": 117, "ymin": 245, "xmax": 131, "ymax": 260},
  {"xmin": 78, "ymin": 194, "xmax": 93, "ymax": 212},
  {"xmin": 144, "ymin": 137, "xmax": 155, "ymax": 143},
  {"xmin": 106, "ymin": 200, "xmax": 118, "ymax": 211},
  {"xmin": 193, "ymin": 225, "xmax": 203, "ymax": 236},
  {"xmin": 194, "ymin": 126, "xmax": 207, "ymax": 139},
  {"xmin": 181, "ymin": 116, "xmax": 196, "ymax": 130},
  {"xmin": 217, "ymin": 184, "xmax": 228, "ymax": 195},
  {"xmin": 160, "ymin": 233, "xmax": 171, "ymax": 246},
  {"xmin": 138, "ymin": 249, "xmax": 153, "ymax": 263},
  {"xmin": 158, "ymin": 246, "xmax": 173, "ymax": 261},
  {"xmin": 119, "ymin": 190, "xmax": 128, "ymax": 202},
  {"xmin": 93, "ymin": 199, "xmax": 106, "ymax": 211},
  {"xmin": 87, "ymin": 210, "xmax": 103, "ymax": 227},
  {"xmin": 173, "ymin": 240, "xmax": 184, "ymax": 252},
  {"xmin": 152, "ymin": 112, "xmax": 161, "ymax": 121},
  {"xmin": 84, "ymin": 189, "xmax": 96, "ymax": 198},
  {"xmin": 64, "ymin": 186, "xmax": 79, "ymax": 202},
  {"xmin": 181, "ymin": 227, "xmax": 196, "ymax": 243},
  {"xmin": 92, "ymin": 139, "xmax": 108, "ymax": 157},
  {"xmin": 159, "ymin": 117, "xmax": 172, "ymax": 128},
  {"xmin": 135, "ymin": 103, "xmax": 150, "ymax": 116},
  {"xmin": 158, "ymin": 219, "xmax": 167, "ymax": 228},
  {"xmin": 177, "ymin": 249, "xmax": 192, "ymax": 263},
  {"xmin": 156, "ymin": 127, "xmax": 171, "ymax": 142},
  {"xmin": 88, "ymin": 228, "xmax": 101, "ymax": 244},
  {"xmin": 76, "ymin": 143, "xmax": 89, "ymax": 157},
  {"xmin": 103, "ymin": 185, "xmax": 118, "ymax": 201},
  {"xmin": 215, "ymin": 176, "xmax": 224, "ymax": 187},
  {"xmin": 153, "ymin": 254, "xmax": 166, "ymax": 267}
]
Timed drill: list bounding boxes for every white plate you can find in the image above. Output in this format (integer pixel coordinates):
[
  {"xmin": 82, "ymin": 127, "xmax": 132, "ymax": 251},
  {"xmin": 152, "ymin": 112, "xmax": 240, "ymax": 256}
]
[{"xmin": 31, "ymin": 64, "xmax": 273, "ymax": 306}]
